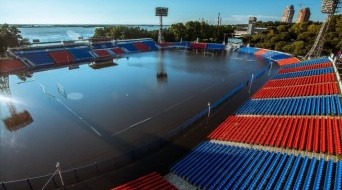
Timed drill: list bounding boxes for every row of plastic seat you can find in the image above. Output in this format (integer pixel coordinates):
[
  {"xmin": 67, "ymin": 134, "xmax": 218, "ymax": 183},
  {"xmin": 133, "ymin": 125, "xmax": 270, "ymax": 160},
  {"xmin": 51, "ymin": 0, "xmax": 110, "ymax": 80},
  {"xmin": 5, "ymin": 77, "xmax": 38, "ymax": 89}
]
[
  {"xmin": 117, "ymin": 43, "xmax": 139, "ymax": 52},
  {"xmin": 15, "ymin": 40, "xmax": 161, "ymax": 67},
  {"xmin": 273, "ymin": 67, "xmax": 334, "ymax": 79},
  {"xmin": 281, "ymin": 57, "xmax": 331, "ymax": 69},
  {"xmin": 238, "ymin": 47, "xmax": 259, "ymax": 54},
  {"xmin": 238, "ymin": 47, "xmax": 302, "ymax": 66},
  {"xmin": 254, "ymin": 49, "xmax": 268, "ymax": 56},
  {"xmin": 262, "ymin": 51, "xmax": 291, "ymax": 60},
  {"xmin": 112, "ymin": 172, "xmax": 176, "ymax": 190},
  {"xmin": 209, "ymin": 116, "xmax": 342, "ymax": 155},
  {"xmin": 93, "ymin": 49, "xmax": 111, "ymax": 58},
  {"xmin": 133, "ymin": 42, "xmax": 150, "ymax": 52},
  {"xmin": 68, "ymin": 47, "xmax": 94, "ymax": 61},
  {"xmin": 92, "ymin": 40, "xmax": 160, "ymax": 51},
  {"xmin": 264, "ymin": 74, "xmax": 336, "ymax": 88},
  {"xmin": 49, "ymin": 50, "xmax": 75, "ymax": 64},
  {"xmin": 171, "ymin": 141, "xmax": 342, "ymax": 190},
  {"xmin": 278, "ymin": 62, "xmax": 332, "ymax": 74},
  {"xmin": 16, "ymin": 47, "xmax": 95, "ymax": 65},
  {"xmin": 277, "ymin": 57, "xmax": 301, "ymax": 66},
  {"xmin": 206, "ymin": 43, "xmax": 225, "ymax": 50},
  {"xmin": 190, "ymin": 43, "xmax": 207, "ymax": 49},
  {"xmin": 92, "ymin": 42, "xmax": 116, "ymax": 49},
  {"xmin": 253, "ymin": 82, "xmax": 339, "ymax": 99},
  {"xmin": 19, "ymin": 51, "xmax": 54, "ymax": 66},
  {"xmin": 272, "ymin": 53, "xmax": 292, "ymax": 60},
  {"xmin": 236, "ymin": 96, "xmax": 342, "ymax": 116}
]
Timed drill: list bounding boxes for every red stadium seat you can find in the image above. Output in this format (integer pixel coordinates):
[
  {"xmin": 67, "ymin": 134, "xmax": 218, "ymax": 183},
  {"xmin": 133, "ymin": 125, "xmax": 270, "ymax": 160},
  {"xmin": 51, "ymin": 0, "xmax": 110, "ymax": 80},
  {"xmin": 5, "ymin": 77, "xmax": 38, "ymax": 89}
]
[{"xmin": 49, "ymin": 50, "xmax": 75, "ymax": 64}]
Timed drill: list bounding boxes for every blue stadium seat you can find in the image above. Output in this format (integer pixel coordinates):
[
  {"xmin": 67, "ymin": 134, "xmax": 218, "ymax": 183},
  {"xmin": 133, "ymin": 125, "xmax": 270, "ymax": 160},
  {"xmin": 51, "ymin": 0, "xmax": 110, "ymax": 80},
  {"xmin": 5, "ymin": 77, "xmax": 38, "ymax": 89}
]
[
  {"xmin": 19, "ymin": 51, "xmax": 54, "ymax": 66},
  {"xmin": 273, "ymin": 68, "xmax": 334, "ymax": 79},
  {"xmin": 118, "ymin": 43, "xmax": 138, "ymax": 52},
  {"xmin": 142, "ymin": 40, "xmax": 160, "ymax": 51},
  {"xmin": 313, "ymin": 159, "xmax": 325, "ymax": 189},
  {"xmin": 324, "ymin": 160, "xmax": 334, "ymax": 190},
  {"xmin": 284, "ymin": 156, "xmax": 301, "ymax": 189},
  {"xmin": 236, "ymin": 96, "xmax": 342, "ymax": 116},
  {"xmin": 293, "ymin": 157, "xmax": 309, "ymax": 189},
  {"xmin": 240, "ymin": 152, "xmax": 269, "ymax": 189},
  {"xmin": 256, "ymin": 153, "xmax": 282, "ymax": 189},
  {"xmin": 272, "ymin": 54, "xmax": 292, "ymax": 60},
  {"xmin": 335, "ymin": 161, "xmax": 342, "ymax": 190},
  {"xmin": 303, "ymin": 158, "xmax": 317, "ymax": 190},
  {"xmin": 68, "ymin": 47, "xmax": 94, "ymax": 62},
  {"xmin": 238, "ymin": 47, "xmax": 259, "ymax": 54},
  {"xmin": 231, "ymin": 151, "xmax": 264, "ymax": 189},
  {"xmin": 265, "ymin": 154, "xmax": 288, "ymax": 189},
  {"xmin": 206, "ymin": 43, "xmax": 225, "ymax": 50},
  {"xmin": 275, "ymin": 155, "xmax": 295, "ymax": 189},
  {"xmin": 171, "ymin": 142, "xmax": 338, "ymax": 190}
]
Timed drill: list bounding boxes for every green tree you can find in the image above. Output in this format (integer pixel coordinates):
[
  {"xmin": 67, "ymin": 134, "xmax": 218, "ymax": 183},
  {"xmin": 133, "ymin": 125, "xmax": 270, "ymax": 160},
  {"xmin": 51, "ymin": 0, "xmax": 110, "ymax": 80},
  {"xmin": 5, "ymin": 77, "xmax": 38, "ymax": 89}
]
[
  {"xmin": 248, "ymin": 15, "xmax": 342, "ymax": 56},
  {"xmin": 274, "ymin": 41, "xmax": 287, "ymax": 51},
  {"xmin": 0, "ymin": 24, "xmax": 26, "ymax": 57},
  {"xmin": 169, "ymin": 23, "xmax": 186, "ymax": 41}
]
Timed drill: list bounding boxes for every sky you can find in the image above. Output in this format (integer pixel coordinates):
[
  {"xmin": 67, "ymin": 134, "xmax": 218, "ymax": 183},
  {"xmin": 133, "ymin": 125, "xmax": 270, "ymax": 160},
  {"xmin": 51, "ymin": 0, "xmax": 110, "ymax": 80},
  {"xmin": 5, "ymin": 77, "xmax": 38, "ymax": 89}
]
[{"xmin": 0, "ymin": 0, "xmax": 327, "ymax": 25}]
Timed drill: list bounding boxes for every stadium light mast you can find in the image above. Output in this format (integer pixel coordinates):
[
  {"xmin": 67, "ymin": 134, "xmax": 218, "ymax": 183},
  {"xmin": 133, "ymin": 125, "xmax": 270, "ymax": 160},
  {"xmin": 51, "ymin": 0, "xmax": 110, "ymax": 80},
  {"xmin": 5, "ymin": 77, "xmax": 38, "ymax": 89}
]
[
  {"xmin": 155, "ymin": 7, "xmax": 168, "ymax": 43},
  {"xmin": 305, "ymin": 0, "xmax": 341, "ymax": 59}
]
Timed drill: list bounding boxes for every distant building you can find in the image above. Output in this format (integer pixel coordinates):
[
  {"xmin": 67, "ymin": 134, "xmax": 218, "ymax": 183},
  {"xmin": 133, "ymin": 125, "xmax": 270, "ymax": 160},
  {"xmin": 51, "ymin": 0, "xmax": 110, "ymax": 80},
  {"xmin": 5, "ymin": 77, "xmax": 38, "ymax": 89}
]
[
  {"xmin": 281, "ymin": 5, "xmax": 295, "ymax": 23},
  {"xmin": 297, "ymin": 7, "xmax": 311, "ymax": 23},
  {"xmin": 234, "ymin": 28, "xmax": 266, "ymax": 37},
  {"xmin": 247, "ymin": 17, "xmax": 257, "ymax": 35},
  {"xmin": 234, "ymin": 17, "xmax": 266, "ymax": 37}
]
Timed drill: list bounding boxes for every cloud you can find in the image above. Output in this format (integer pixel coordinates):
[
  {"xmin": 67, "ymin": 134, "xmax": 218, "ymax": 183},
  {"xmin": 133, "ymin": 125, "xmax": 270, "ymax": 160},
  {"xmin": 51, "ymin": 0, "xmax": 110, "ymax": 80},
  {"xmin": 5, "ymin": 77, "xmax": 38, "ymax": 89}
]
[{"xmin": 223, "ymin": 14, "xmax": 280, "ymax": 24}]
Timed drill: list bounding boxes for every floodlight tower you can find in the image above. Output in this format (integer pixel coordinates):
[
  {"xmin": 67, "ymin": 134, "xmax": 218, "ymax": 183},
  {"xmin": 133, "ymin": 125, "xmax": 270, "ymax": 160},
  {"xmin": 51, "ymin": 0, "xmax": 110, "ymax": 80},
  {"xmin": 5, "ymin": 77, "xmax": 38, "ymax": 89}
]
[
  {"xmin": 305, "ymin": 0, "xmax": 341, "ymax": 59},
  {"xmin": 155, "ymin": 7, "xmax": 168, "ymax": 43},
  {"xmin": 0, "ymin": 76, "xmax": 33, "ymax": 131}
]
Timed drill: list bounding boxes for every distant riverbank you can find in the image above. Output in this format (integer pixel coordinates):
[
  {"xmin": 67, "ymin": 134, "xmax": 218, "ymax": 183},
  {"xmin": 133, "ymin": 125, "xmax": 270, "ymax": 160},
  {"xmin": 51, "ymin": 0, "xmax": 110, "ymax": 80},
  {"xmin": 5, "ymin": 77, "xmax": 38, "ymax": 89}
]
[
  {"xmin": 15, "ymin": 24, "xmax": 170, "ymax": 28},
  {"xmin": 18, "ymin": 25, "xmax": 169, "ymax": 43}
]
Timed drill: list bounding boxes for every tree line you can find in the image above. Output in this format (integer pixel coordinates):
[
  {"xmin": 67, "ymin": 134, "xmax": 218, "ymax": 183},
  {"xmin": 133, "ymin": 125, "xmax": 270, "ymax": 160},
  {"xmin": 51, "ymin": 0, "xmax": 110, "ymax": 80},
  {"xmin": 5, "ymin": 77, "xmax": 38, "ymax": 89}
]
[
  {"xmin": 245, "ymin": 15, "xmax": 342, "ymax": 57},
  {"xmin": 93, "ymin": 21, "xmax": 235, "ymax": 43}
]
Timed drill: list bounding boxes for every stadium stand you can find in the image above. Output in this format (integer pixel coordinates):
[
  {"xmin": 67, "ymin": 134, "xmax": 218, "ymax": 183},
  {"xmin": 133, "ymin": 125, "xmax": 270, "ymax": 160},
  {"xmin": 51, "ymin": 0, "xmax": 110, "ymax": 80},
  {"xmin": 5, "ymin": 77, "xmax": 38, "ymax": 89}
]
[
  {"xmin": 235, "ymin": 96, "xmax": 342, "ymax": 116},
  {"xmin": 190, "ymin": 42, "xmax": 207, "ymax": 49},
  {"xmin": 92, "ymin": 42, "xmax": 115, "ymax": 49},
  {"xmin": 209, "ymin": 116, "xmax": 342, "ymax": 155},
  {"xmin": 277, "ymin": 57, "xmax": 301, "ymax": 66},
  {"xmin": 264, "ymin": 74, "xmax": 336, "ymax": 88},
  {"xmin": 133, "ymin": 42, "xmax": 150, "ymax": 52},
  {"xmin": 93, "ymin": 49, "xmax": 111, "ymax": 58},
  {"xmin": 273, "ymin": 68, "xmax": 334, "ymax": 79},
  {"xmin": 281, "ymin": 57, "xmax": 331, "ymax": 69},
  {"xmin": 110, "ymin": 47, "xmax": 126, "ymax": 55},
  {"xmin": 171, "ymin": 141, "xmax": 342, "ymax": 190},
  {"xmin": 238, "ymin": 47, "xmax": 301, "ymax": 66},
  {"xmin": 206, "ymin": 43, "xmax": 225, "ymax": 50},
  {"xmin": 118, "ymin": 43, "xmax": 138, "ymax": 52},
  {"xmin": 278, "ymin": 62, "xmax": 332, "ymax": 74},
  {"xmin": 68, "ymin": 47, "xmax": 94, "ymax": 62},
  {"xmin": 271, "ymin": 54, "xmax": 292, "ymax": 60},
  {"xmin": 0, "ymin": 59, "xmax": 27, "ymax": 73},
  {"xmin": 49, "ymin": 50, "xmax": 75, "ymax": 64},
  {"xmin": 252, "ymin": 82, "xmax": 339, "ymax": 98},
  {"xmin": 254, "ymin": 49, "xmax": 268, "ymax": 56},
  {"xmin": 17, "ymin": 51, "xmax": 54, "ymax": 66},
  {"xmin": 238, "ymin": 47, "xmax": 259, "ymax": 54},
  {"xmin": 112, "ymin": 172, "xmax": 176, "ymax": 190},
  {"xmin": 142, "ymin": 40, "xmax": 160, "ymax": 51}
]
